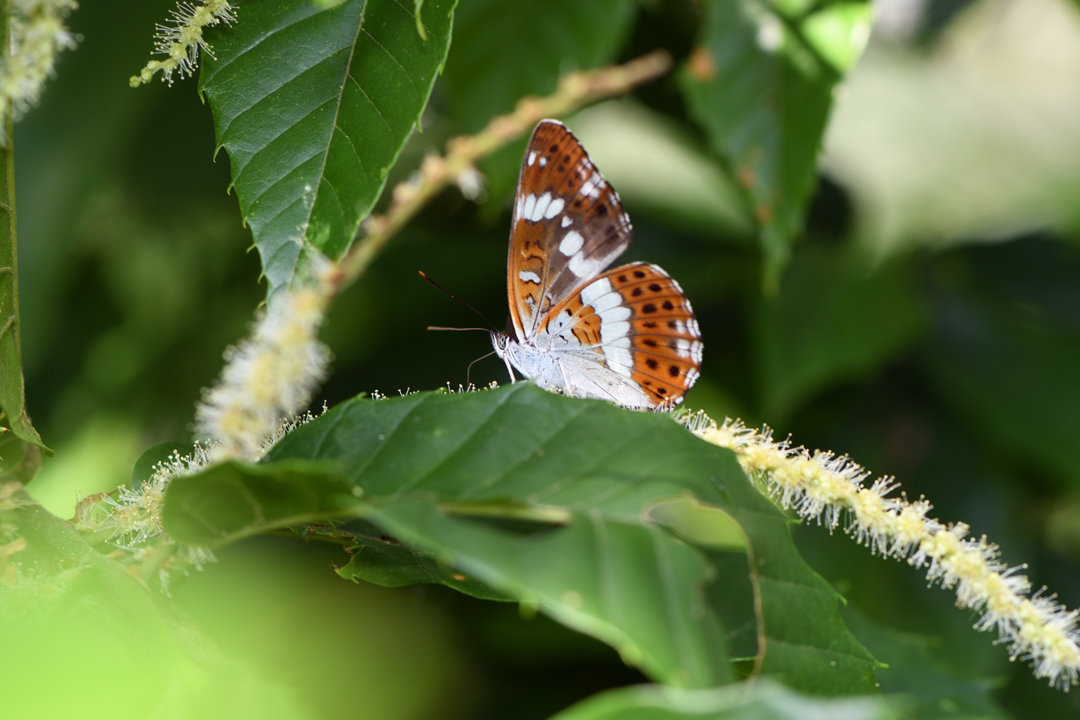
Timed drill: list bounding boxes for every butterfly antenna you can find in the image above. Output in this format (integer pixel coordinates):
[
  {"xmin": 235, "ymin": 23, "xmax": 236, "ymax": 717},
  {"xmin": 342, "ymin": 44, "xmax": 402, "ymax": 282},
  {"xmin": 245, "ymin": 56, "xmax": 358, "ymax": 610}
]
[
  {"xmin": 427, "ymin": 326, "xmax": 491, "ymax": 332},
  {"xmin": 419, "ymin": 271, "xmax": 499, "ymax": 333}
]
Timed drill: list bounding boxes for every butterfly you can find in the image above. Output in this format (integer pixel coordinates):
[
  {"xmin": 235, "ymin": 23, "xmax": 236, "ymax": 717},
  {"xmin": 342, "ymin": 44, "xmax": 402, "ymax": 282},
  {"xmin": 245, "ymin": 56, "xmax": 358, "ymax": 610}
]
[{"xmin": 491, "ymin": 119, "xmax": 703, "ymax": 410}]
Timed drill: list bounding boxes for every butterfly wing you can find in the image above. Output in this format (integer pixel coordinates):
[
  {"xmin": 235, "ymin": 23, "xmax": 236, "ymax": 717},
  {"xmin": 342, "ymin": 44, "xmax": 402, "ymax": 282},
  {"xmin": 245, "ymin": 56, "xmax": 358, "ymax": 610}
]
[
  {"xmin": 507, "ymin": 120, "xmax": 633, "ymax": 341},
  {"xmin": 536, "ymin": 262, "xmax": 703, "ymax": 408}
]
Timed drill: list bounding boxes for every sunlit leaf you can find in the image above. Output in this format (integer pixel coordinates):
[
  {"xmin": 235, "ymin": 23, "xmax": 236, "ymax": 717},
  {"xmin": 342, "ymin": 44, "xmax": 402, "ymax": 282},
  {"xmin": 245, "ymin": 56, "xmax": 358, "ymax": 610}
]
[
  {"xmin": 0, "ymin": 487, "xmax": 312, "ymax": 719},
  {"xmin": 199, "ymin": 0, "xmax": 457, "ymax": 299}
]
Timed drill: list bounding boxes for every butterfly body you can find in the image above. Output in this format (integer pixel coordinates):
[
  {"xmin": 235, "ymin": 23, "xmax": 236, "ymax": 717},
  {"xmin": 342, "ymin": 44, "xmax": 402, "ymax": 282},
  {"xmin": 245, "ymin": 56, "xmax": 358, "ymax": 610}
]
[{"xmin": 492, "ymin": 120, "xmax": 702, "ymax": 410}]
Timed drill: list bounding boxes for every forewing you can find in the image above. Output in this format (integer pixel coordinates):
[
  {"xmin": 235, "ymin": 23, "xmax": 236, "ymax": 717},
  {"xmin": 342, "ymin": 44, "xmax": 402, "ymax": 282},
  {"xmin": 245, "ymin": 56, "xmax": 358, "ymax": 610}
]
[
  {"xmin": 507, "ymin": 120, "xmax": 632, "ymax": 340},
  {"xmin": 541, "ymin": 262, "xmax": 703, "ymax": 408}
]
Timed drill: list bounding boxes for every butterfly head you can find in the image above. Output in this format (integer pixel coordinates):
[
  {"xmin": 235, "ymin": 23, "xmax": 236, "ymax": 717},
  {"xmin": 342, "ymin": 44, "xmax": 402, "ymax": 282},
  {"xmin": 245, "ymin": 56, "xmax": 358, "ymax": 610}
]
[{"xmin": 490, "ymin": 330, "xmax": 519, "ymax": 384}]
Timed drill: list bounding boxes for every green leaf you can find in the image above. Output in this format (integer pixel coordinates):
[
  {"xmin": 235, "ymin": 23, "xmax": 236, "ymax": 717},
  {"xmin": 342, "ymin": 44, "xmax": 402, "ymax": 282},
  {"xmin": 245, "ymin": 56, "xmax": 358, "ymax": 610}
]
[
  {"xmin": 755, "ymin": 249, "xmax": 928, "ymax": 422},
  {"xmin": 549, "ymin": 679, "xmax": 889, "ymax": 720},
  {"xmin": 163, "ymin": 459, "xmax": 356, "ymax": 546},
  {"xmin": 680, "ymin": 0, "xmax": 871, "ymax": 290},
  {"xmin": 842, "ymin": 609, "xmax": 1013, "ymax": 720},
  {"xmin": 0, "ymin": 123, "xmax": 48, "ymax": 456},
  {"xmin": 0, "ymin": 486, "xmax": 314, "ymax": 719},
  {"xmin": 442, "ymin": 0, "xmax": 637, "ymax": 132},
  {"xmin": 921, "ymin": 240, "xmax": 1080, "ymax": 491},
  {"xmin": 165, "ymin": 384, "xmax": 880, "ymax": 694},
  {"xmin": 199, "ymin": 0, "xmax": 457, "ymax": 299},
  {"xmin": 440, "ymin": 0, "xmax": 638, "ymax": 206},
  {"xmin": 0, "ymin": 433, "xmax": 41, "ymax": 485},
  {"xmin": 130, "ymin": 440, "xmax": 193, "ymax": 488},
  {"xmin": 333, "ymin": 522, "xmax": 511, "ymax": 600},
  {"xmin": 372, "ymin": 498, "xmax": 732, "ymax": 688}
]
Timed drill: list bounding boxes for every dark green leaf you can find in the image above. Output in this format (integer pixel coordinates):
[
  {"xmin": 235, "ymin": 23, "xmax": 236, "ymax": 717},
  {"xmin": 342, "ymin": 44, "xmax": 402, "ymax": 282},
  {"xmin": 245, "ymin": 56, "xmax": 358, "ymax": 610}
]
[
  {"xmin": 843, "ymin": 609, "xmax": 1013, "ymax": 720},
  {"xmin": 755, "ymin": 249, "xmax": 928, "ymax": 422},
  {"xmin": 0, "ymin": 131, "xmax": 49, "ymax": 456},
  {"xmin": 130, "ymin": 440, "xmax": 193, "ymax": 488},
  {"xmin": 334, "ymin": 523, "xmax": 511, "ymax": 600},
  {"xmin": 199, "ymin": 0, "xmax": 457, "ymax": 299},
  {"xmin": 163, "ymin": 459, "xmax": 355, "ymax": 546},
  {"xmin": 680, "ymin": 0, "xmax": 871, "ymax": 289},
  {"xmin": 167, "ymin": 384, "xmax": 880, "ymax": 693},
  {"xmin": 921, "ymin": 240, "xmax": 1080, "ymax": 490},
  {"xmin": 548, "ymin": 679, "xmax": 889, "ymax": 720},
  {"xmin": 442, "ymin": 0, "xmax": 637, "ymax": 132},
  {"xmin": 0, "ymin": 434, "xmax": 41, "ymax": 485},
  {"xmin": 440, "ymin": 0, "xmax": 637, "ymax": 206},
  {"xmin": 371, "ymin": 497, "xmax": 731, "ymax": 688}
]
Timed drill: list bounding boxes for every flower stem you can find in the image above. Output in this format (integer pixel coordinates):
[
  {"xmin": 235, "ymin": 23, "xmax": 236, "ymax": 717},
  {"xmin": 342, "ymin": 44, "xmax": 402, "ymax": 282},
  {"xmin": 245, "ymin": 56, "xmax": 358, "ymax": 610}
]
[{"xmin": 0, "ymin": 5, "xmax": 47, "ymax": 455}]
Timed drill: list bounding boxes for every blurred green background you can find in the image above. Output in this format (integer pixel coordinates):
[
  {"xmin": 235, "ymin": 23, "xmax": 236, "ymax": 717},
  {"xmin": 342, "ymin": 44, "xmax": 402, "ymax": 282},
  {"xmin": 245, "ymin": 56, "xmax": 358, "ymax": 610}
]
[{"xmin": 11, "ymin": 0, "xmax": 1080, "ymax": 717}]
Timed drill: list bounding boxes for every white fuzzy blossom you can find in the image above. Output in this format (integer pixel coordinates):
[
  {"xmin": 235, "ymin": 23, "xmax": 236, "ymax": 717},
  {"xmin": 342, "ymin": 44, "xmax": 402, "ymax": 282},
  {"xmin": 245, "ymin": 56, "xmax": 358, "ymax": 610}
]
[
  {"xmin": 130, "ymin": 0, "xmax": 236, "ymax": 87},
  {"xmin": 84, "ymin": 444, "xmax": 216, "ymax": 545},
  {"xmin": 681, "ymin": 412, "xmax": 1080, "ymax": 691},
  {"xmin": 0, "ymin": 0, "xmax": 79, "ymax": 130},
  {"xmin": 196, "ymin": 278, "xmax": 333, "ymax": 460},
  {"xmin": 72, "ymin": 408, "xmax": 324, "ymax": 590}
]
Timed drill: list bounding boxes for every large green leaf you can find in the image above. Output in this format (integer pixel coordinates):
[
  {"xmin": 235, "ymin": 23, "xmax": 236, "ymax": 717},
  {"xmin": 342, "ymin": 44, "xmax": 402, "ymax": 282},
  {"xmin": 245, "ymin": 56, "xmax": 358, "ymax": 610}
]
[
  {"xmin": 0, "ymin": 485, "xmax": 312, "ymax": 719},
  {"xmin": 754, "ymin": 248, "xmax": 928, "ymax": 422},
  {"xmin": 162, "ymin": 459, "xmax": 354, "ymax": 545},
  {"xmin": 548, "ymin": 679, "xmax": 888, "ymax": 720},
  {"xmin": 165, "ymin": 384, "xmax": 880, "ymax": 694},
  {"xmin": 199, "ymin": 0, "xmax": 457, "ymax": 298},
  {"xmin": 440, "ymin": 0, "xmax": 637, "ymax": 207},
  {"xmin": 0, "ymin": 120, "xmax": 48, "ymax": 456},
  {"xmin": 680, "ymin": 0, "xmax": 871, "ymax": 289}
]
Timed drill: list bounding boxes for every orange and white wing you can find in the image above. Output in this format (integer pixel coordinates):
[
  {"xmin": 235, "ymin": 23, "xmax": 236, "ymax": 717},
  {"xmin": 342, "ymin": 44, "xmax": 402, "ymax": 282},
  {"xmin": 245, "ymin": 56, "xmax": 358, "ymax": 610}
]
[
  {"xmin": 537, "ymin": 262, "xmax": 703, "ymax": 408},
  {"xmin": 506, "ymin": 120, "xmax": 632, "ymax": 341}
]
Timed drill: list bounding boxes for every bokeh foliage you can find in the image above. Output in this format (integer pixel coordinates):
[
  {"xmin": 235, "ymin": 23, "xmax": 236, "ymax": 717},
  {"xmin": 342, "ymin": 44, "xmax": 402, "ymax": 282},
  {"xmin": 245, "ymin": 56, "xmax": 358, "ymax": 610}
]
[{"xmin": 4, "ymin": 0, "xmax": 1080, "ymax": 719}]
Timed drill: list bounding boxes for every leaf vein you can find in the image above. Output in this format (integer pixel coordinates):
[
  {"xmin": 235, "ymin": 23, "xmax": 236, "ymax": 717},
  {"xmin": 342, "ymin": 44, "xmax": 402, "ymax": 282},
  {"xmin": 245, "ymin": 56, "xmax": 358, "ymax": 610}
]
[
  {"xmin": 387, "ymin": 388, "xmax": 522, "ymax": 500},
  {"xmin": 346, "ymin": 72, "xmax": 397, "ymax": 144},
  {"xmin": 217, "ymin": 48, "xmax": 350, "ymax": 142},
  {"xmin": 360, "ymin": 28, "xmax": 421, "ymax": 97},
  {"xmin": 347, "ymin": 395, "xmax": 430, "ymax": 483},
  {"xmin": 456, "ymin": 400, "xmax": 593, "ymax": 499},
  {"xmin": 230, "ymin": 96, "xmax": 340, "ymax": 189},
  {"xmin": 333, "ymin": 121, "xmax": 371, "ymax": 179},
  {"xmin": 242, "ymin": 145, "xmax": 325, "ymax": 217}
]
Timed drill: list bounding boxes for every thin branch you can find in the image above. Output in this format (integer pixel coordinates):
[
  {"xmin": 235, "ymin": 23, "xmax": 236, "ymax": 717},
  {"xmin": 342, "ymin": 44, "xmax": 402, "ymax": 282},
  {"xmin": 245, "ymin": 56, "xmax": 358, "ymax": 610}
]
[{"xmin": 332, "ymin": 49, "xmax": 674, "ymax": 293}]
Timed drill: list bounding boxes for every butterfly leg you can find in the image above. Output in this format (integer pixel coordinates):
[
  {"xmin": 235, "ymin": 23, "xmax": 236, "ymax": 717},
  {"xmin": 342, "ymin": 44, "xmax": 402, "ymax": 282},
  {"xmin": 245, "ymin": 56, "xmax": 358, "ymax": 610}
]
[{"xmin": 501, "ymin": 355, "xmax": 518, "ymax": 384}]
